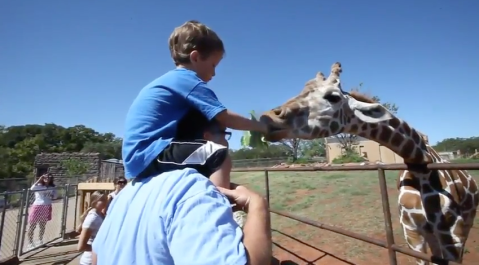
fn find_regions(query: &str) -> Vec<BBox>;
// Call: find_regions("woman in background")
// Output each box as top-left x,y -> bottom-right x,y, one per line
105,176 -> 126,214
77,191 -> 107,265
27,174 -> 57,249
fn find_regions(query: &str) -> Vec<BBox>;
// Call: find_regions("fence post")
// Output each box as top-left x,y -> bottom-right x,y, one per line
13,189 -> 27,257
377,168 -> 397,265
264,170 -> 270,207
74,186 -> 79,229
0,193 -> 8,252
18,188 -> 31,256
60,185 -> 70,239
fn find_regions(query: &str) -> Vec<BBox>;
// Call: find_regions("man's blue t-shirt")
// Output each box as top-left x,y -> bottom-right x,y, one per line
122,68 -> 227,179
92,168 -> 247,265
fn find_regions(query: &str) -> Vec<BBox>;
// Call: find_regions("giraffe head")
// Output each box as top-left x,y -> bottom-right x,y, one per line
260,62 -> 430,163
260,62 -> 394,140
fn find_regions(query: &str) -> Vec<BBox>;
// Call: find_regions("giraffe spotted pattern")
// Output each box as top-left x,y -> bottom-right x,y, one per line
397,146 -> 478,264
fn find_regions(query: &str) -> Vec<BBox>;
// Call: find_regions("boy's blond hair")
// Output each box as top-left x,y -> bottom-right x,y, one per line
168,20 -> 225,66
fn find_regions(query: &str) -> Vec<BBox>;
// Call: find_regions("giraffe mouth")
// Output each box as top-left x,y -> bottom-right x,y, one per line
264,125 -> 290,142
259,113 -> 291,142
268,124 -> 286,133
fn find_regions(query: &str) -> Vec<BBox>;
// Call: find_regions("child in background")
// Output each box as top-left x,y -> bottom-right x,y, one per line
121,20 -> 269,187
77,191 -> 107,265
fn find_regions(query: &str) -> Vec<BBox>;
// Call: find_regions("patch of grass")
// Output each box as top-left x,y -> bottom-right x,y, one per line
232,168 -> 479,262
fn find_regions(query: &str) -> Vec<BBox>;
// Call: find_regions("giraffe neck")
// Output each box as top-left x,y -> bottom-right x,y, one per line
424,145 -> 446,163
353,117 -> 433,164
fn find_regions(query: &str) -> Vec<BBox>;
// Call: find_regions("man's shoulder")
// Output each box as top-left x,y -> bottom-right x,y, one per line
128,168 -> 223,209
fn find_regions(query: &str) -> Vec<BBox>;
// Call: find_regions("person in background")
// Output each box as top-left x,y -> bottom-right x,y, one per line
27,173 -> 57,249
108,176 -> 127,201
77,191 -> 107,265
105,176 -> 127,213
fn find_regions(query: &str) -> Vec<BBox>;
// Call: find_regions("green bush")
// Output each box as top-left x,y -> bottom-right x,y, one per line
332,151 -> 366,164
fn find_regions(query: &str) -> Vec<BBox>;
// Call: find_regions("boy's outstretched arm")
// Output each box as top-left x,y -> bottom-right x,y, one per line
215,110 -> 267,133
186,83 -> 268,134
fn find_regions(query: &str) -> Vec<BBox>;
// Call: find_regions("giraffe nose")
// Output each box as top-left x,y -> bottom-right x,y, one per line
270,107 -> 286,118
260,110 -> 288,130
259,114 -> 273,124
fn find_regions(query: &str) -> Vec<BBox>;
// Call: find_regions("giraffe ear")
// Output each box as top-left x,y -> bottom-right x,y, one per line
347,98 -> 394,123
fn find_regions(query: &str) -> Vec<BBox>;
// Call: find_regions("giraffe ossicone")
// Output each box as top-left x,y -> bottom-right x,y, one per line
259,62 -> 479,264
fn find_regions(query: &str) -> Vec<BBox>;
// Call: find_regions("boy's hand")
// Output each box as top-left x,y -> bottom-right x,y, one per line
215,110 -> 268,134
256,121 -> 268,134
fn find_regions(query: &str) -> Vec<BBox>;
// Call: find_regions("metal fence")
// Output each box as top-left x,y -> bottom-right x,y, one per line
232,163 -> 479,265
0,184 -> 78,261
232,157 -> 326,168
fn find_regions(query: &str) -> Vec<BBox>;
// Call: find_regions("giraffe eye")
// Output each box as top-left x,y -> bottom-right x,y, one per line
323,94 -> 341,104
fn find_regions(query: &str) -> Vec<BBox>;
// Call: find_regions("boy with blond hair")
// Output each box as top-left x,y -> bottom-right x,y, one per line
92,20 -> 272,265
123,20 -> 267,187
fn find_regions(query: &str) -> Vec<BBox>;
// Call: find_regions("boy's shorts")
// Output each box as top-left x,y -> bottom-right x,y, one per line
136,140 -> 228,179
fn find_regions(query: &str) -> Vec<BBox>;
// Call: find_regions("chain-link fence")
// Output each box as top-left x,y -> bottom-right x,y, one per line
0,190 -> 26,260
0,184 -> 79,260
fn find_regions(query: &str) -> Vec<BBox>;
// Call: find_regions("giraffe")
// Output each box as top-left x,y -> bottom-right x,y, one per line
259,62 -> 479,264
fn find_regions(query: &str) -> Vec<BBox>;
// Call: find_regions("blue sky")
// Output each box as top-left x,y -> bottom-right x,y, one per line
1,0 -> 478,150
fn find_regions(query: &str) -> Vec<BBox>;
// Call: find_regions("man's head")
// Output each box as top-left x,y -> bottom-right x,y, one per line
169,20 -> 225,82
203,121 -> 231,148
176,108 -> 231,147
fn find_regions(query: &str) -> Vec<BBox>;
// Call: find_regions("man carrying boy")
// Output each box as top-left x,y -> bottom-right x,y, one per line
92,20 -> 272,265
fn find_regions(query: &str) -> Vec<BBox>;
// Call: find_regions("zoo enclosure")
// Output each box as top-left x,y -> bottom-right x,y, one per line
232,163 -> 479,265
0,184 -> 79,263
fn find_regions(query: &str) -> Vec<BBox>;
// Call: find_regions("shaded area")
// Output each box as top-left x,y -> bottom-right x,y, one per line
19,239 -> 81,265
272,229 -> 356,265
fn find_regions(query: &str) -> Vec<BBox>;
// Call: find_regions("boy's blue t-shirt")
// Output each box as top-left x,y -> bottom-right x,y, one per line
122,68 -> 227,179
92,168 -> 247,265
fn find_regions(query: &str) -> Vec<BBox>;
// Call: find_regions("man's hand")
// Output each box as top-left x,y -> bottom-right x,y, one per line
219,184 -> 272,265
217,184 -> 265,212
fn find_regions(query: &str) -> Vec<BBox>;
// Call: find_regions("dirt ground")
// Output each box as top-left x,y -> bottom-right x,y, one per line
232,169 -> 479,265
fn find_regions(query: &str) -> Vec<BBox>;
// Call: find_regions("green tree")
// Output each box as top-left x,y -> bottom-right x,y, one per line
300,139 -> 326,158
0,123 -> 122,180
81,139 -> 122,159
62,159 -> 89,177
433,137 -> 479,156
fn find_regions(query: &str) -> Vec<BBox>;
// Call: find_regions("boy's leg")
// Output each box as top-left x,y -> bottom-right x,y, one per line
155,140 -> 231,189
208,153 -> 232,189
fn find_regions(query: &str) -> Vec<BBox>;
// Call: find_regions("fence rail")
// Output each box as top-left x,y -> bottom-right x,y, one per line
232,162 -> 479,265
0,184 -> 78,262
